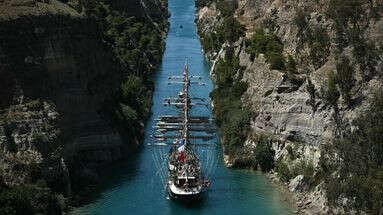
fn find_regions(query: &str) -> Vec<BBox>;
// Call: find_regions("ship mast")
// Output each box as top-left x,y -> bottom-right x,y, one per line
183,63 -> 189,147
151,61 -> 214,199
152,61 -> 215,144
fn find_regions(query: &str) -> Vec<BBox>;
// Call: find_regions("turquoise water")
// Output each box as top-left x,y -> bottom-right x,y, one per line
72,0 -> 294,214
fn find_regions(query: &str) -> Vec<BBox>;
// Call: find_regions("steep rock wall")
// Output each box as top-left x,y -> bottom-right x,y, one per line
198,0 -> 383,149
0,0 -> 168,209
197,0 -> 383,213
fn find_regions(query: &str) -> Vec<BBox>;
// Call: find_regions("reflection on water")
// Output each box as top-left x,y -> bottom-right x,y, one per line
72,0 -> 294,214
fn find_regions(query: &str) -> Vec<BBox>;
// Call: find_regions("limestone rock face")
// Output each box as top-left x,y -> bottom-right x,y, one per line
197,0 -> 383,153
197,0 -> 383,213
0,11 -> 123,174
198,0 -> 383,148
288,175 -> 307,192
0,0 -> 167,192
196,4 -> 221,61
233,0 -> 382,148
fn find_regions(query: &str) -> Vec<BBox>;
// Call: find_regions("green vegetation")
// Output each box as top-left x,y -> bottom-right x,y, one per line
83,0 -> 166,142
195,0 -> 212,8
306,79 -> 317,113
327,0 -> 365,45
32,133 -> 55,158
276,159 -> 293,182
275,158 -> 315,184
200,29 -> 224,55
200,2 -> 382,211
1,0 -> 168,214
199,0 -> 244,55
219,105 -> 251,154
222,16 -> 246,43
102,74 -> 152,143
286,145 -> 296,160
254,138 -> 275,172
0,186 -> 34,215
86,1 -> 165,75
294,8 -> 330,70
286,55 -> 297,74
294,9 -> 309,38
325,71 -> 340,108
0,184 -> 65,215
350,27 -> 380,81
216,0 -> 238,17
335,56 -> 355,107
326,0 -> 381,79
246,29 -> 285,70
200,16 -> 245,54
327,0 -> 363,32
323,56 -> 356,109
199,1 -> 250,158
210,47 -> 251,156
231,156 -> 257,169
309,26 -> 330,70
293,0 -> 381,78
292,160 -> 315,179
204,2 -> 285,168
326,0 -> 364,50
321,90 -> 383,213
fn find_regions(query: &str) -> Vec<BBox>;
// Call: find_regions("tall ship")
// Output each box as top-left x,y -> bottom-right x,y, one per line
151,62 -> 215,200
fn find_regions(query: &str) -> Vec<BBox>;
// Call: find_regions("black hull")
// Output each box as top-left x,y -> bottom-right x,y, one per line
167,186 -> 206,201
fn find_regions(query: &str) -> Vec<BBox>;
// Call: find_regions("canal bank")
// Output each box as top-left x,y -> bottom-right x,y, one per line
72,0 -> 295,214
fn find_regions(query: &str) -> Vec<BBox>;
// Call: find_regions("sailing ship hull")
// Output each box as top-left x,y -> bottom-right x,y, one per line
167,183 -> 206,201
153,63 -> 214,202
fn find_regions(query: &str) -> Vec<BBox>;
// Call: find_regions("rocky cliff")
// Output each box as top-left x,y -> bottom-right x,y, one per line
197,0 -> 382,214
0,0 -> 167,213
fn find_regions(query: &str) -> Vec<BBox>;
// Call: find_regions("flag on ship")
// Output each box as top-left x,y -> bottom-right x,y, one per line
177,140 -> 185,152
178,140 -> 185,162
180,151 -> 185,163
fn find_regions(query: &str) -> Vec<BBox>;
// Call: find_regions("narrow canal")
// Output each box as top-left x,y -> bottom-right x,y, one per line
73,0 -> 294,214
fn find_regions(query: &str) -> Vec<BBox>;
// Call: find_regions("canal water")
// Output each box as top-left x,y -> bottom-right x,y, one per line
73,0 -> 294,214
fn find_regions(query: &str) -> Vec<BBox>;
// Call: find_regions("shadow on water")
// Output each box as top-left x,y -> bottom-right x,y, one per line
168,197 -> 208,214
78,147 -> 144,204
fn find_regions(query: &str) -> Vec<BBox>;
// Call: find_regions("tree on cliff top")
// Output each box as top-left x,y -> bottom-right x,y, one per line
335,56 -> 355,107
254,139 -> 275,172
325,71 -> 340,108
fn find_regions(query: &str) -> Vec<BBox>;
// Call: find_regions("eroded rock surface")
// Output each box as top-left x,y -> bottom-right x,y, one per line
196,0 -> 383,213
0,0 -> 168,208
